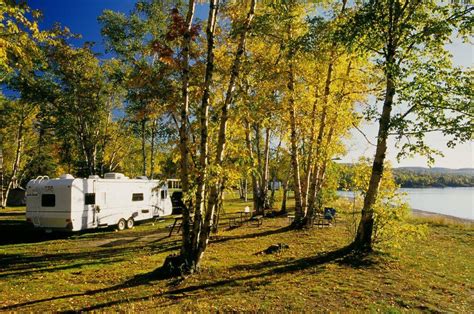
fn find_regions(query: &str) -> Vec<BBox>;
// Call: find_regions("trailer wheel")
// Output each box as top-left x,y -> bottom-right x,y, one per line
126,217 -> 134,229
117,219 -> 126,231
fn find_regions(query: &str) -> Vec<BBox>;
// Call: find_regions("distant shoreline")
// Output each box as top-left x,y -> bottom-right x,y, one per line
337,192 -> 473,222
399,185 -> 474,188
411,208 -> 473,222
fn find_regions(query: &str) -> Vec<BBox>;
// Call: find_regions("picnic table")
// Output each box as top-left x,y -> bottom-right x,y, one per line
228,211 -> 250,227
168,216 -> 182,237
287,208 -> 337,227
228,210 -> 263,228
314,208 -> 337,227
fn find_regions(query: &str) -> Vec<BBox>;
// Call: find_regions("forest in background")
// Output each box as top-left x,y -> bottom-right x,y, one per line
337,165 -> 474,188
337,164 -> 474,190
393,167 -> 474,188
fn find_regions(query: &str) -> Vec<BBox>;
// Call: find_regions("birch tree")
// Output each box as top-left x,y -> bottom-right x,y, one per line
161,0 -> 260,276
0,98 -> 37,208
344,0 -> 473,251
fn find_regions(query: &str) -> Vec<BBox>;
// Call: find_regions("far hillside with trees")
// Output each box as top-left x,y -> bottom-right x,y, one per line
393,167 -> 474,188
338,164 -> 474,189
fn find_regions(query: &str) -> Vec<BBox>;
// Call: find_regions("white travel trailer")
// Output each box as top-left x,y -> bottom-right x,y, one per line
25,173 -> 173,232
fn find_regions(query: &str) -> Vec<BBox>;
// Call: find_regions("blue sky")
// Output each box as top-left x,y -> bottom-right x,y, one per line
28,0 -> 209,54
29,0 -> 136,54
28,1 -> 473,169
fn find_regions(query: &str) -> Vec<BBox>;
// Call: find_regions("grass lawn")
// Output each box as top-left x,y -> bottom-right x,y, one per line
0,195 -> 472,312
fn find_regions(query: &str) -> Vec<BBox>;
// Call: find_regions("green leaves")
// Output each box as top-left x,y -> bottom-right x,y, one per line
345,0 -> 473,162
0,1 -> 60,81
394,62 -> 473,162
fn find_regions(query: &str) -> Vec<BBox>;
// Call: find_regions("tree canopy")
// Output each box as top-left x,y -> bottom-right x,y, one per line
0,0 -> 472,272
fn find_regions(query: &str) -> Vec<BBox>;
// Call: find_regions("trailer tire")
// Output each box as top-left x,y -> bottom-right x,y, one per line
126,217 -> 134,229
117,219 -> 126,231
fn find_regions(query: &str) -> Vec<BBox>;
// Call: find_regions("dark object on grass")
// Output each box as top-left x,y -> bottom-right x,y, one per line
259,243 -> 290,255
6,187 -> 26,206
160,254 -> 187,278
314,207 -> 337,227
265,210 -> 280,218
324,207 -> 336,222
171,191 -> 184,214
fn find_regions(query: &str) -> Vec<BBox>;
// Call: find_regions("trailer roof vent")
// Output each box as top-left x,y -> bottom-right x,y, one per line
136,176 -> 148,180
89,175 -> 100,179
104,172 -> 126,180
59,174 -> 74,179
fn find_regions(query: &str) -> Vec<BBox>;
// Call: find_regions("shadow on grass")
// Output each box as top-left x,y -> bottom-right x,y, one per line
0,259 -> 125,279
0,217 -> 113,246
0,238 -> 180,275
230,245 -> 377,273
0,227 -> 121,246
0,211 -> 24,217
0,263 -> 176,311
0,244 -> 373,311
0,225 -> 68,246
79,245 -> 372,311
99,237 -> 140,248
0,217 -> 172,246
210,226 -> 292,244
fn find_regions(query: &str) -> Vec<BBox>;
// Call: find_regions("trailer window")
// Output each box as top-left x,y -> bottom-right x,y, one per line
41,194 -> 55,207
85,193 -> 96,205
161,190 -> 167,199
132,193 -> 144,201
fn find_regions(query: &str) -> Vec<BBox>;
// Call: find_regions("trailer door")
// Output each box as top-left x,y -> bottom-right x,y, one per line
93,182 -> 107,227
26,184 -> 41,225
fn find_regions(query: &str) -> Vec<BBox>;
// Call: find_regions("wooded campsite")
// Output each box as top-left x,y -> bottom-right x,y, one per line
0,0 -> 473,311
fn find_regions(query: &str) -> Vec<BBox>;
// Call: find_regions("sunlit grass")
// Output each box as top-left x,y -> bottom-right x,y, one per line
0,194 -> 472,312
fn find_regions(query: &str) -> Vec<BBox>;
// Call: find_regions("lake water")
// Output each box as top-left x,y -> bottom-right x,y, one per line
338,187 -> 474,220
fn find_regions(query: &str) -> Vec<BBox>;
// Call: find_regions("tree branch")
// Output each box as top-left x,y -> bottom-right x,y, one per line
352,122 -> 377,146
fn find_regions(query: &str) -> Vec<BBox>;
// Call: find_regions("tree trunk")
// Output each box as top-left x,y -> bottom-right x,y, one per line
262,127 -> 270,208
301,94 -> 319,224
304,0 -> 348,227
353,49 -> 396,251
256,127 -> 271,213
269,137 -> 282,207
280,176 -> 290,214
166,0 -> 219,276
91,144 -> 97,175
270,174 -> 276,207
2,114 -> 25,208
141,119 -> 147,177
99,111 -> 112,176
306,50 -> 334,227
238,178 -> 248,201
255,124 -> 262,187
150,118 -> 156,179
313,62 -> 353,218
239,179 -> 244,199
211,176 -> 227,233
77,121 -> 89,175
313,115 -> 337,211
192,0 -> 219,270
0,144 -> 4,209
244,120 -> 260,213
250,125 -> 271,215
207,0 -> 256,223
288,60 -> 304,225
86,128 -> 98,176
244,177 -> 248,202
179,0 -> 196,266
